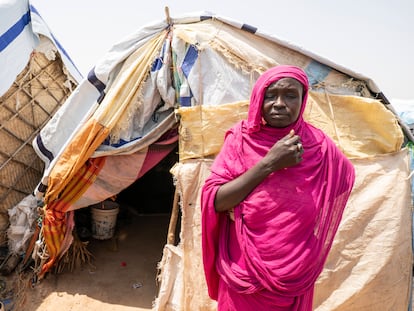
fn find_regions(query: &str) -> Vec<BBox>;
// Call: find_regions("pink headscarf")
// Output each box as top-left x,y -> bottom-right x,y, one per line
201,65 -> 355,310
247,65 -> 309,133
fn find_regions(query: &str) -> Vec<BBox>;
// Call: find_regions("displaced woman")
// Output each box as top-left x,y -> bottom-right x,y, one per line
201,65 -> 355,310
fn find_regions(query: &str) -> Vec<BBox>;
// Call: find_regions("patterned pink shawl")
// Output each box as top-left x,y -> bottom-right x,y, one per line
201,65 -> 355,310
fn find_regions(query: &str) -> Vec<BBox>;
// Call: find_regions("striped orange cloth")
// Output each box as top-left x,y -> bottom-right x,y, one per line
44,120 -> 110,205
40,157 -> 106,276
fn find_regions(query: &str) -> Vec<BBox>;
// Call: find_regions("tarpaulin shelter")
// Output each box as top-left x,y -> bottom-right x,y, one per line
0,0 -> 81,250
21,8 -> 414,311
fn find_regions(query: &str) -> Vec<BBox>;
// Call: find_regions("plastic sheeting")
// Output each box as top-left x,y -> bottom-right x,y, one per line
177,101 -> 249,161
32,13 -> 394,205
177,92 -> 404,160
7,194 -> 38,255
314,150 -> 412,310
154,160 -> 217,311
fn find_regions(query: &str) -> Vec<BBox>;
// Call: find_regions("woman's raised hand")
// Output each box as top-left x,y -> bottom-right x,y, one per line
262,129 -> 304,171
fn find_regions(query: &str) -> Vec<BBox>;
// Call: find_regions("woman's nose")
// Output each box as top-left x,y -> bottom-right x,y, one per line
273,97 -> 285,107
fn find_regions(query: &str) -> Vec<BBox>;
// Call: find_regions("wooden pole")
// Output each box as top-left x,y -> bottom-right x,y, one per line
167,188 -> 180,244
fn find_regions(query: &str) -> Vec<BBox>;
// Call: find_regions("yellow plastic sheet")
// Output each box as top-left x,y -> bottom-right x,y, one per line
305,92 -> 404,158
178,91 -> 404,160
178,101 -> 249,161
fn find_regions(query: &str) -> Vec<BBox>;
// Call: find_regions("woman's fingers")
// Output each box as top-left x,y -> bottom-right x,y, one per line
297,142 -> 304,154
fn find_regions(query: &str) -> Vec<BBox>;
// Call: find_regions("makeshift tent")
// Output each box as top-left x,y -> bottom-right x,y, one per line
20,8 -> 414,311
0,0 -> 81,253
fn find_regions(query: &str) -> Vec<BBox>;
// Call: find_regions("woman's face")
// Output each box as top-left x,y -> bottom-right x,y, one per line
261,78 -> 304,128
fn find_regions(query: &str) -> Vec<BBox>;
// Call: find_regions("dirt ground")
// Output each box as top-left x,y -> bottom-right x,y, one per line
15,211 -> 171,311
0,203 -> 412,310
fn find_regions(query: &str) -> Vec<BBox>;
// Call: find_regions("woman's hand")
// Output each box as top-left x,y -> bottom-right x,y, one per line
214,129 -> 304,213
262,129 -> 304,172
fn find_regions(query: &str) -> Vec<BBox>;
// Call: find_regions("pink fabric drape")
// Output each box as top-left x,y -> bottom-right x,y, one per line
201,65 -> 355,310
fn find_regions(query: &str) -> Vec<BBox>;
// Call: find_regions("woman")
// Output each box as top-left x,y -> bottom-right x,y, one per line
201,65 -> 355,310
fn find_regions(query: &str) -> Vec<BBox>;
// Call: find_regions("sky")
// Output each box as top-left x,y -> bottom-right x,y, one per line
31,0 -> 414,101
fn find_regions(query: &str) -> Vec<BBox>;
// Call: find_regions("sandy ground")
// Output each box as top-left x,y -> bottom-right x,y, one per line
16,212 -> 171,311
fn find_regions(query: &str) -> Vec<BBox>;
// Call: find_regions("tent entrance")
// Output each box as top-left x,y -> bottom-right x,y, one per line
65,147 -> 180,309
117,146 -> 178,215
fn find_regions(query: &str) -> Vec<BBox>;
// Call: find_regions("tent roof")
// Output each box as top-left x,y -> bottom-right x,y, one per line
32,10 -> 412,205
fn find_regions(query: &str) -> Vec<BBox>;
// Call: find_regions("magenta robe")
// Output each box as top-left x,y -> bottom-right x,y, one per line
201,65 -> 355,310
